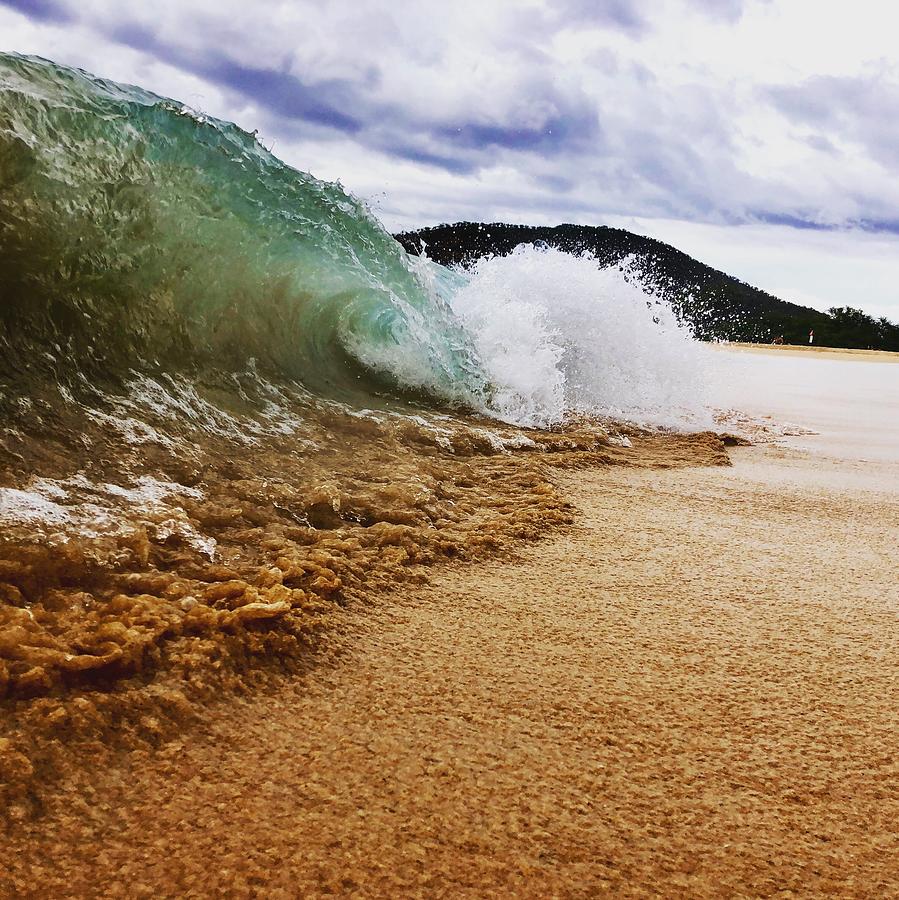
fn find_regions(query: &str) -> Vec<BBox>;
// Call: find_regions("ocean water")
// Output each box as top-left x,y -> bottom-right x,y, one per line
0,53 -> 724,714
0,53 -> 710,435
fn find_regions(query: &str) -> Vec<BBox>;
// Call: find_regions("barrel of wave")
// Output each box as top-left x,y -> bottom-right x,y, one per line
0,52 -> 486,407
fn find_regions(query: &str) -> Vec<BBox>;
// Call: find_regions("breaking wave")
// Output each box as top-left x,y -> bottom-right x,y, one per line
0,52 -> 709,431
446,246 -> 709,427
0,54 -> 730,801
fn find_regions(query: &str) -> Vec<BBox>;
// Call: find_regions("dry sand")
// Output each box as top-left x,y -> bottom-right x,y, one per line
720,342 -> 899,363
3,353 -> 899,897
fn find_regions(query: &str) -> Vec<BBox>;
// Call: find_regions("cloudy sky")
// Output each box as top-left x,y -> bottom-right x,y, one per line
3,0 -> 899,319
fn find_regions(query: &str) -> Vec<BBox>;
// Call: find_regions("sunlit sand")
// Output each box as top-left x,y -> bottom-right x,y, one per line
4,348 -> 896,897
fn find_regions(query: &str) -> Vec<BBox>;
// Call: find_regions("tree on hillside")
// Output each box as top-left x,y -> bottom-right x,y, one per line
826,307 -> 899,350
876,316 -> 899,352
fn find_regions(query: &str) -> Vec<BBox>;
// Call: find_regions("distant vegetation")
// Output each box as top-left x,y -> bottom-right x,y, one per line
395,222 -> 899,351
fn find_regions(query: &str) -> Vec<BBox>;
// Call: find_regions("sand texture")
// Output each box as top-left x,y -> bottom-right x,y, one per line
2,437 -> 897,898
0,424 -> 729,809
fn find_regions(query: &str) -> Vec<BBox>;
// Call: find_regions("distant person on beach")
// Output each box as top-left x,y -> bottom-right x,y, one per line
809,329 -> 814,345
773,335 -> 784,345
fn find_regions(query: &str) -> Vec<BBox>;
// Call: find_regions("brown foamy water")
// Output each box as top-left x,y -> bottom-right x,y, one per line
2,348 -> 896,897
0,386 -> 729,810
3,410 -> 897,896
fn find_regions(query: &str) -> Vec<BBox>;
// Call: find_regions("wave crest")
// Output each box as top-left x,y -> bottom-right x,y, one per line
449,246 -> 711,427
1,53 -> 710,431
0,53 -> 485,409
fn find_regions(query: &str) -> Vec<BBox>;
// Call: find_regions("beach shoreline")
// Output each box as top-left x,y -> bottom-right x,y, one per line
718,341 -> 899,362
0,425 -> 730,813
2,348 -> 897,896
3,438 -> 896,897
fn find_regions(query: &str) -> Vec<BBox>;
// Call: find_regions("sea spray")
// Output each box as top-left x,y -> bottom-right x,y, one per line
448,247 -> 712,428
0,52 -> 711,432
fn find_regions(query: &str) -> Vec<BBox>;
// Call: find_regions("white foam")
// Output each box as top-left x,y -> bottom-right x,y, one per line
0,487 -> 72,526
448,246 -> 713,429
0,474 -> 215,557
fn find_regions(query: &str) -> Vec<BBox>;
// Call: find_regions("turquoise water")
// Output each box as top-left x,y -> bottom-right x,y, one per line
0,52 -> 487,408
0,53 -> 709,432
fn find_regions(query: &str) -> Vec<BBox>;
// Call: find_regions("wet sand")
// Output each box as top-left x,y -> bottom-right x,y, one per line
713,342 -> 899,465
4,353 -> 899,897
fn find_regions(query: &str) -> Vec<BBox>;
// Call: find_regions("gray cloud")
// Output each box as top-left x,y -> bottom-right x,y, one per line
767,74 -> 899,171
544,0 -> 763,35
0,0 -> 604,179
0,0 -> 70,23
2,0 -> 899,238
108,21 -> 367,133
804,134 -> 837,154
687,0 -> 756,23
548,0 -> 649,36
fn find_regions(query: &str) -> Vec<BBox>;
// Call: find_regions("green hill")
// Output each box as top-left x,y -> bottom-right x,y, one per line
395,222 -> 899,350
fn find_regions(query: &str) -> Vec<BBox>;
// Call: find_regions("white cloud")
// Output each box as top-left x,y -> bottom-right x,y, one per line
3,0 -> 899,319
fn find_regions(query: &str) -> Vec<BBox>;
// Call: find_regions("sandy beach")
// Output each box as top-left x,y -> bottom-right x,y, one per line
3,348 -> 898,897
6,18 -> 899,900
724,343 -> 899,363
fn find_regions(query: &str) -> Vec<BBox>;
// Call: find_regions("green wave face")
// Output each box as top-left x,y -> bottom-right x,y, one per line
0,53 -> 487,407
